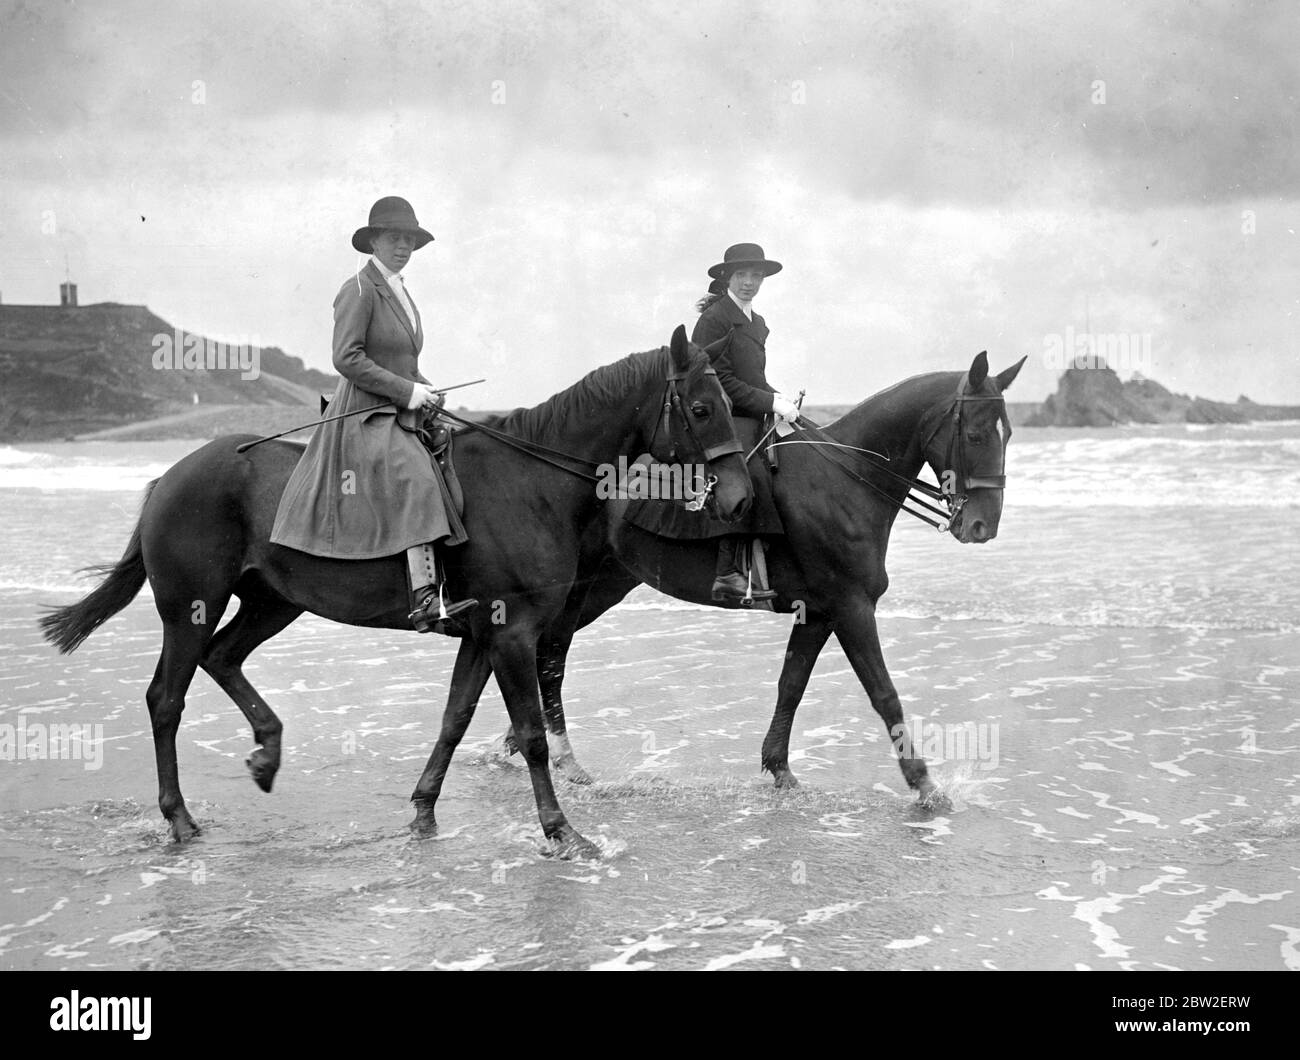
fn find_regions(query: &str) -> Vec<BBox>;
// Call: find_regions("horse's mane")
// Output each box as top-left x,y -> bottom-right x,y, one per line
826,371 -> 963,430
482,345 -> 705,447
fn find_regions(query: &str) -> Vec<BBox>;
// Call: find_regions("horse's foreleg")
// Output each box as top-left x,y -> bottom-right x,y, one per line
490,630 -> 597,858
199,593 -> 301,794
834,603 -> 939,803
760,614 -> 834,789
409,637 -> 493,837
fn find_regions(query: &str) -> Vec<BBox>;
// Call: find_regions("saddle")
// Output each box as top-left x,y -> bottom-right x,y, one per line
405,416 -> 467,525
622,414 -> 785,540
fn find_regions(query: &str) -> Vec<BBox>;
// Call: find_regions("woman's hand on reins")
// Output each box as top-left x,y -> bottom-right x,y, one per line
772,393 -> 801,421
407,383 -> 443,411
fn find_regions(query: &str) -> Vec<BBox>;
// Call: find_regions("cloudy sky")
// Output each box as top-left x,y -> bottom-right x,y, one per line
2,0 -> 1297,405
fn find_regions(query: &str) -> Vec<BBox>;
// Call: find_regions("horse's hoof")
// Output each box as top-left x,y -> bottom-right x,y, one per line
546,827 -> 600,860
555,757 -> 594,785
917,780 -> 950,812
169,815 -> 201,843
246,748 -> 278,793
772,767 -> 800,790
409,806 -> 438,838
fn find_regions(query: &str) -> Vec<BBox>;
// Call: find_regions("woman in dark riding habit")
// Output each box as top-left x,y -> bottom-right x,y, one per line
270,196 -> 476,632
693,243 -> 800,601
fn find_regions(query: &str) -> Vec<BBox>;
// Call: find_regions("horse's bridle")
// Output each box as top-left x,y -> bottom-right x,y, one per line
780,381 -> 1009,532
650,362 -> 745,512
918,381 -> 1011,528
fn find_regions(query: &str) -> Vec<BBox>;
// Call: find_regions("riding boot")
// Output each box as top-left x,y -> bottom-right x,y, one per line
711,536 -> 776,603
407,543 -> 478,635
711,537 -> 747,601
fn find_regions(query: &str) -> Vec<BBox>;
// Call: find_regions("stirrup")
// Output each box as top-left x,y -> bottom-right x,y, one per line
710,572 -> 776,605
428,599 -> 478,637
710,537 -> 777,606
744,562 -> 777,604
751,545 -> 776,604
410,586 -> 478,633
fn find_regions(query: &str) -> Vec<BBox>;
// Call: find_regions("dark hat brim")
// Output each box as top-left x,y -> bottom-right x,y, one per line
708,258 -> 783,280
352,225 -> 435,253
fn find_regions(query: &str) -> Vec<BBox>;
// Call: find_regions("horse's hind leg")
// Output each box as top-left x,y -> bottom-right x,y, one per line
538,629 -> 593,784
199,590 -> 302,794
503,555 -> 635,779
502,630 -> 589,781
147,621 -> 213,842
761,613 -> 834,789
409,637 -> 493,837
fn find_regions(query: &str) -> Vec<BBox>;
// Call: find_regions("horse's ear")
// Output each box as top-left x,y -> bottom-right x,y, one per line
670,324 -> 690,371
995,355 -> 1028,392
966,350 -> 989,391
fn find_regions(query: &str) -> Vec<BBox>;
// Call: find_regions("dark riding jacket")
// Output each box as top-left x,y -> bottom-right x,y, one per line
627,290 -> 782,537
691,293 -> 776,417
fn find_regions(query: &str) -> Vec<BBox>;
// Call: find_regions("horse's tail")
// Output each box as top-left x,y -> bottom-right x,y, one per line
38,479 -> 158,654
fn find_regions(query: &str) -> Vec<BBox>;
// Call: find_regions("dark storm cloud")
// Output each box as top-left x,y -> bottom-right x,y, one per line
2,0 -> 1295,407
3,0 -> 1295,206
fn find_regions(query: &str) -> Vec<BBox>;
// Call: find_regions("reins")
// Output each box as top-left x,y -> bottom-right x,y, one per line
436,355 -> 743,488
777,420 -> 953,530
234,379 -> 484,453
770,386 -> 1010,532
432,405 -> 604,482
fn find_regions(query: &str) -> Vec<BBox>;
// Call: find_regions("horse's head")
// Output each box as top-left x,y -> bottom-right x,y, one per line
921,350 -> 1026,544
650,325 -> 753,523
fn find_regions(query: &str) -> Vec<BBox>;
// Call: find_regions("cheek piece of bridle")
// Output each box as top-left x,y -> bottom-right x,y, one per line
918,381 -> 1011,529
781,378 -> 1009,533
651,364 -> 745,512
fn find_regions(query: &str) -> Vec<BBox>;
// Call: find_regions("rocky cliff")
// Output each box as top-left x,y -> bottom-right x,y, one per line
1024,364 -> 1300,427
0,302 -> 334,441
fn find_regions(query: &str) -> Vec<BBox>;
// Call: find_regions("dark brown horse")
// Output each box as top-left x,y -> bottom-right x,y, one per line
39,327 -> 752,857
416,351 -> 1026,814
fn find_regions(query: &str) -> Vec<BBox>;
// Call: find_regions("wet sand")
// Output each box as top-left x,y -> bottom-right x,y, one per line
3,430 -> 1298,969
2,586 -> 1297,970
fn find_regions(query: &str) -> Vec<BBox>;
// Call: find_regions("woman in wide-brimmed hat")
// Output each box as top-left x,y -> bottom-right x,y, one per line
693,243 -> 801,602
270,195 -> 476,632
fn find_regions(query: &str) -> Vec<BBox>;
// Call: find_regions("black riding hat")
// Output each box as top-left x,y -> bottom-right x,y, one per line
352,196 -> 435,253
707,243 -> 783,280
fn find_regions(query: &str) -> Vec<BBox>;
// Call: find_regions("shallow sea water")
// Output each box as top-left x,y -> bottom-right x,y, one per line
1,427 -> 1297,970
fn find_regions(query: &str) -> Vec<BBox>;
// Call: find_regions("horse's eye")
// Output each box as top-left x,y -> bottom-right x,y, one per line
965,430 -> 984,445
691,403 -> 710,419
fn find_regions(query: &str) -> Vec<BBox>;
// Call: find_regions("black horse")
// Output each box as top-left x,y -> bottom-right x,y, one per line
40,327 -> 752,857
415,351 -> 1026,815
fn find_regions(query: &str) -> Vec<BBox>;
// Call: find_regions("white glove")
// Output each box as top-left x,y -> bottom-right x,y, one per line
406,383 -> 441,410
771,393 -> 801,421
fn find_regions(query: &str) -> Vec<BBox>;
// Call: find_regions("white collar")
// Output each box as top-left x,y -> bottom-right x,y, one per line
370,254 -> 403,284
727,288 -> 753,319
